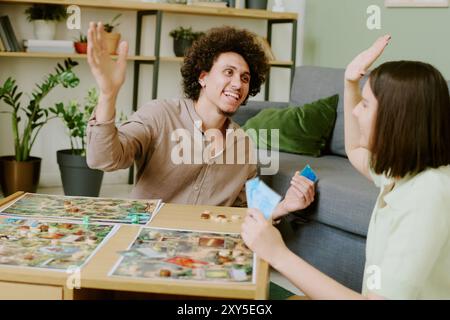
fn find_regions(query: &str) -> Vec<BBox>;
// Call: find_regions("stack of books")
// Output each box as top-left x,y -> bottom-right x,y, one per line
24,40 -> 75,54
0,15 -> 22,52
189,1 -> 228,7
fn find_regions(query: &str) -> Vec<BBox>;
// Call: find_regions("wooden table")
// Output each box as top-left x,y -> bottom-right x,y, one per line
0,192 -> 269,300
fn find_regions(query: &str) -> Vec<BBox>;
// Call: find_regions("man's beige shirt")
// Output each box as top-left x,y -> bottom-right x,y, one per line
86,98 -> 256,206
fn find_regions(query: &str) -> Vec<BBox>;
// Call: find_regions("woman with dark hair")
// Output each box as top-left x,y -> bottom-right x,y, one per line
242,36 -> 450,299
85,22 -> 314,214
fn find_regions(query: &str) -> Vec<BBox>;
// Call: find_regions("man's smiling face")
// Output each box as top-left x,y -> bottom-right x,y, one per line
198,52 -> 251,117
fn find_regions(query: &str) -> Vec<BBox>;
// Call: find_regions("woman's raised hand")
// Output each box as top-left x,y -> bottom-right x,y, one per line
87,22 -> 129,98
345,35 -> 391,82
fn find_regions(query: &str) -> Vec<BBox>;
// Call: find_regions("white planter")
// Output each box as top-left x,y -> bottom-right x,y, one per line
33,20 -> 57,40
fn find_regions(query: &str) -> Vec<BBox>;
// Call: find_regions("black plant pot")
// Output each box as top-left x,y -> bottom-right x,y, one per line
173,38 -> 193,57
57,149 -> 103,197
246,0 -> 267,9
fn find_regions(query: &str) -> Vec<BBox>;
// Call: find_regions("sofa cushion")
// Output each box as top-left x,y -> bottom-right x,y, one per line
232,100 -> 289,126
259,151 -> 378,237
242,94 -> 339,156
290,66 -> 368,157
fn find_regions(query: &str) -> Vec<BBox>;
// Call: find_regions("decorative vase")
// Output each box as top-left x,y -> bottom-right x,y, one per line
0,156 -> 41,197
74,42 -> 87,54
173,38 -> 193,57
57,150 -> 104,197
33,20 -> 57,40
103,32 -> 121,55
245,0 -> 268,10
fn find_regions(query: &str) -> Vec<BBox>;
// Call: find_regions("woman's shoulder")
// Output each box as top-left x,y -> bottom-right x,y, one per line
407,165 -> 450,214
410,165 -> 450,194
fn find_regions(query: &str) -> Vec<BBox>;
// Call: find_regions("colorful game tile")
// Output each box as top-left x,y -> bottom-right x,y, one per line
0,193 -> 162,225
109,227 -> 255,283
0,216 -> 117,271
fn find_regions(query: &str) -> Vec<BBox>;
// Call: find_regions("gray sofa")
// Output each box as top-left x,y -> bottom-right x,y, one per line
232,66 -> 379,292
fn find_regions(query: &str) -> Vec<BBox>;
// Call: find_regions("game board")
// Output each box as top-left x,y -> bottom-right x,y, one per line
110,227 -> 255,283
0,216 -> 118,271
0,193 -> 162,225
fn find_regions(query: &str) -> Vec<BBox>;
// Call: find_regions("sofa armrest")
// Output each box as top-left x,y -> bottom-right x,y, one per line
232,100 -> 290,126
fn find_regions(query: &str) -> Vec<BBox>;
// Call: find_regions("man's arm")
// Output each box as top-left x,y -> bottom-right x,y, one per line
272,173 -> 315,221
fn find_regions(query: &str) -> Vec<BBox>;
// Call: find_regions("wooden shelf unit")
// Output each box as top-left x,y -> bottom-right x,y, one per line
0,51 -> 156,61
0,52 -> 292,66
3,0 -> 297,20
1,0 -> 298,184
1,0 -> 298,101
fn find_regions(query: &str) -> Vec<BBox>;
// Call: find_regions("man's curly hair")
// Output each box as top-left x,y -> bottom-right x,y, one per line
181,26 -> 270,104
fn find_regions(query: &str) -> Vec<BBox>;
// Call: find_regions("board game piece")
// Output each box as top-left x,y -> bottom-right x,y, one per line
131,214 -> 140,224
231,214 -> 241,221
200,212 -> 210,220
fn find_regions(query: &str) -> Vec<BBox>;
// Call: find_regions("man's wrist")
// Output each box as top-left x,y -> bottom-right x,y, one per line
272,201 -> 288,221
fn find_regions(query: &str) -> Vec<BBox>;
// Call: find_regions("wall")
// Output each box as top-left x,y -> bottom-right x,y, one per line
0,0 -> 305,187
303,0 -> 450,78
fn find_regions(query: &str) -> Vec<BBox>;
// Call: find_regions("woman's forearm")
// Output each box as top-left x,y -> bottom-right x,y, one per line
344,80 -> 363,153
272,247 -> 366,300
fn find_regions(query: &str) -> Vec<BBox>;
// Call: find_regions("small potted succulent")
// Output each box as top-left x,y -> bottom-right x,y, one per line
25,4 -> 68,40
169,26 -> 204,57
74,32 -> 87,54
102,13 -> 122,55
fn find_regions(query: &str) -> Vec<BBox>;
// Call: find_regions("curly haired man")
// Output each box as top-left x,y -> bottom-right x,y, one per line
86,24 -> 314,215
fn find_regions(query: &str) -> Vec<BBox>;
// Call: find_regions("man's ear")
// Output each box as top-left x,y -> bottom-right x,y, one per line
198,71 -> 208,87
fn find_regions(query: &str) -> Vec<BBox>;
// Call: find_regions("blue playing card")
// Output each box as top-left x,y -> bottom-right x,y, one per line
245,177 -> 282,220
299,164 -> 318,183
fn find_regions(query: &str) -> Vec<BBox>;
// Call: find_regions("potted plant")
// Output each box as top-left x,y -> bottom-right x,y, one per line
74,32 -> 87,54
0,59 -> 79,197
102,13 -> 122,55
25,4 -> 68,40
169,27 -> 204,57
50,88 -> 104,197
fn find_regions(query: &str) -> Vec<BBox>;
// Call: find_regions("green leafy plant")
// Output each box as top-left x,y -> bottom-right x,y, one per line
50,88 -> 128,156
103,13 -> 122,33
75,32 -> 87,43
169,26 -> 204,41
0,59 -> 79,161
25,4 -> 68,22
50,88 -> 98,156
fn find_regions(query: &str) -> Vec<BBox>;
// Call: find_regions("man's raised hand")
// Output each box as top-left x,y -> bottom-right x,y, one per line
87,21 -> 129,98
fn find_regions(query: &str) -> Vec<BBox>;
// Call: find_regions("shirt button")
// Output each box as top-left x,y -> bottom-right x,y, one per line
194,186 -> 199,191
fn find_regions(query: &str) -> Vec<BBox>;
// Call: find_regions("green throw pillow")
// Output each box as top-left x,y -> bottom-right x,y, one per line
242,94 -> 339,157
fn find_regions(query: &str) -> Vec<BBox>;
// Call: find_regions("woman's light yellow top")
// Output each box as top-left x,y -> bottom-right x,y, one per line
362,165 -> 450,299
